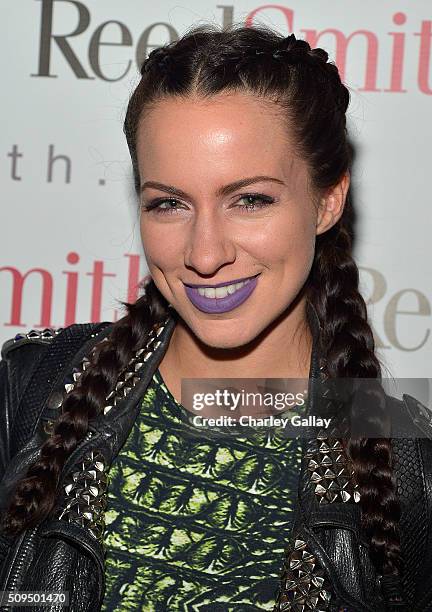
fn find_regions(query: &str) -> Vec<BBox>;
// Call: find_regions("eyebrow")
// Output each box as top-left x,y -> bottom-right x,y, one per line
140,175 -> 286,199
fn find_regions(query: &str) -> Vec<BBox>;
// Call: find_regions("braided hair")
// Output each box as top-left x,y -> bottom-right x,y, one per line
1,22 -> 403,606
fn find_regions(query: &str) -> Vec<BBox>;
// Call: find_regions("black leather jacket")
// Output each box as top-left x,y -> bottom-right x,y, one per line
0,312 -> 432,612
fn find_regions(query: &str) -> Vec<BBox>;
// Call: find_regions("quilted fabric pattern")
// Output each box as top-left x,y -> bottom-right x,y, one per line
392,437 -> 427,605
101,370 -> 303,611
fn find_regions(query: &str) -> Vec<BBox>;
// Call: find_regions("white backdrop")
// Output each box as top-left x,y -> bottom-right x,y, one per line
1,1 -> 431,385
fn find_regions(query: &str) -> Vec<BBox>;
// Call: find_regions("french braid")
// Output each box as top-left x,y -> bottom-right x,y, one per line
1,281 -> 169,534
307,206 -> 403,603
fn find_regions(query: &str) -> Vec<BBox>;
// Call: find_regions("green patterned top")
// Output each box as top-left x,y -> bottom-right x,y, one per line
101,369 -> 303,612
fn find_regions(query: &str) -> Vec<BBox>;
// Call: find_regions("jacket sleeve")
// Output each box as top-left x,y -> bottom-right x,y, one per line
0,338 -> 49,484
0,358 -> 11,484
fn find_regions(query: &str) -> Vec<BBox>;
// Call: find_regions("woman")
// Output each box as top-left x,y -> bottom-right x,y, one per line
0,22 -> 431,612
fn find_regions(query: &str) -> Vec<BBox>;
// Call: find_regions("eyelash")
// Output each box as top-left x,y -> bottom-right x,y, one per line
142,193 -> 276,215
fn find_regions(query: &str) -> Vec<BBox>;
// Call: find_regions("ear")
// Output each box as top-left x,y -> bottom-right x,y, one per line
316,171 -> 350,236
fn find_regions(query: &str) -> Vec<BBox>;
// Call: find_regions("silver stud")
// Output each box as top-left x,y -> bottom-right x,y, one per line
274,538 -> 333,610
58,317 -> 171,421
13,327 -> 64,343
305,427 -> 360,504
100,320 -> 169,415
57,449 -> 109,545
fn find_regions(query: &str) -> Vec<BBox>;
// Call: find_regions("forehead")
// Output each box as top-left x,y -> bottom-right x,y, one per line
136,92 -> 307,189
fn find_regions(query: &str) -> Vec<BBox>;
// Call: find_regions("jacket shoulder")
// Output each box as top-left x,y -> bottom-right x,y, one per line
1,328 -> 63,361
1,322 -> 113,361
0,322 -> 114,473
401,392 -> 432,438
0,322 -> 114,423
385,391 -> 432,438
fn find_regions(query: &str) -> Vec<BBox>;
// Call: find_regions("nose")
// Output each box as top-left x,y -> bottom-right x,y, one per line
184,207 -> 236,275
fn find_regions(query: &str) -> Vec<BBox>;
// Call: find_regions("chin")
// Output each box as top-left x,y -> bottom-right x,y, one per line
191,318 -> 260,350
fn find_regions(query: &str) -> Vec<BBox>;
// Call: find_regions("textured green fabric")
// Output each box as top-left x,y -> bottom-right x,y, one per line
101,369 -> 302,612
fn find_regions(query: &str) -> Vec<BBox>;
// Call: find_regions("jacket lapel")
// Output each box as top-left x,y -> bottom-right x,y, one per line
274,305 -> 384,610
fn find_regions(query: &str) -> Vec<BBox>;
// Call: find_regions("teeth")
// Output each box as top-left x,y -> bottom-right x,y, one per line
203,287 -> 216,298
215,286 -> 226,298
197,277 -> 252,299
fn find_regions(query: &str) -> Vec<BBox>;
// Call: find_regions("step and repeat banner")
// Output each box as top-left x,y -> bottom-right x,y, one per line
1,1 -> 431,383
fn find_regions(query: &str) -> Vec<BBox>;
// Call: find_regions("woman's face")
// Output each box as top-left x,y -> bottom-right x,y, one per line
137,92 -> 341,349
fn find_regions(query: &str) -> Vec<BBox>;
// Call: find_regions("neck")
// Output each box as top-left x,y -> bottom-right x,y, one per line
158,297 -> 315,404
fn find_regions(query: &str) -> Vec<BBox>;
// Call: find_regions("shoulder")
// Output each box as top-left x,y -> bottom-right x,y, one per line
385,391 -> 432,438
0,322 -> 115,457
0,329 -> 57,379
1,322 -> 113,360
1,328 -> 62,358
1,322 -> 114,398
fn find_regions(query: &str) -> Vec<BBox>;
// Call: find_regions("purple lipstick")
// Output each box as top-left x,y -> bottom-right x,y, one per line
183,274 -> 260,314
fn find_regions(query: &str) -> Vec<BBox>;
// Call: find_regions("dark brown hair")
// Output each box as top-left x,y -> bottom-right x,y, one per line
1,22 -> 403,605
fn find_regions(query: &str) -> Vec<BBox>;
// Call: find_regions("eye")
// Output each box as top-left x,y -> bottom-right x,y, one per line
141,198 -> 184,215
236,194 -> 275,212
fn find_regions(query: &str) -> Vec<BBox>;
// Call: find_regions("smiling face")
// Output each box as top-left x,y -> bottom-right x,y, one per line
137,91 -> 344,350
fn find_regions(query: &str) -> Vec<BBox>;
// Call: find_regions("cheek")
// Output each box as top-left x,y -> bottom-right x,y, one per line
140,219 -> 184,268
249,212 -> 315,262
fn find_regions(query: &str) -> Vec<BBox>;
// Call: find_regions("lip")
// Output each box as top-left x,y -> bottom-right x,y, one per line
183,273 -> 260,289
183,274 -> 260,314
